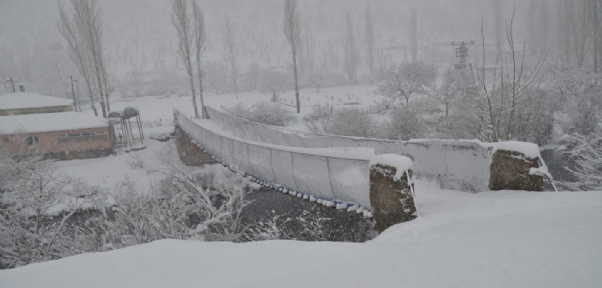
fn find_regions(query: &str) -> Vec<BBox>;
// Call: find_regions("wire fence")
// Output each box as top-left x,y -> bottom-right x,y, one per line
174,109 -> 372,209
206,106 -> 492,192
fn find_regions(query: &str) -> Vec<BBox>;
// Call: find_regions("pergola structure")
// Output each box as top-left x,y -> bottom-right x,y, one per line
108,107 -> 144,148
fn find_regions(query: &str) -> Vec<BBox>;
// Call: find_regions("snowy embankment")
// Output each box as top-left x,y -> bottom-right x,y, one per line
2,184 -> 601,288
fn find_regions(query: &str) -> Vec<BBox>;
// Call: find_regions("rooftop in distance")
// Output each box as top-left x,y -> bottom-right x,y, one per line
0,112 -> 109,134
0,92 -> 73,110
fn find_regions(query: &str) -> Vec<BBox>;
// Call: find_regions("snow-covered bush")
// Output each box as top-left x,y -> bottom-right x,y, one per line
108,152 -> 251,244
562,133 -> 602,190
227,102 -> 295,127
0,158 -> 95,269
242,212 -> 329,242
322,107 -> 378,138
303,106 -> 379,138
303,104 -> 332,133
381,106 -> 427,141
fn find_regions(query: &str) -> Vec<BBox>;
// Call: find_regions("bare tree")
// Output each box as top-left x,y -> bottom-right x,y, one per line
409,8 -> 418,62
71,0 -> 109,117
57,0 -> 108,117
465,11 -> 547,142
343,12 -> 359,83
57,1 -> 98,116
589,0 -> 601,73
224,16 -> 238,100
378,61 -> 438,107
192,0 -> 207,118
436,70 -> 460,117
365,6 -> 375,72
304,28 -> 315,72
283,0 -> 301,114
171,0 -> 199,119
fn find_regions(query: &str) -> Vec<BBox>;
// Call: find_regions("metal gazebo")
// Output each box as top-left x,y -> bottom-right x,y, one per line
108,107 -> 144,148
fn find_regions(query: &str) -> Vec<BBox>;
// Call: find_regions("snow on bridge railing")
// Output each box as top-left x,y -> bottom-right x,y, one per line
174,109 -> 375,212
206,106 -> 552,192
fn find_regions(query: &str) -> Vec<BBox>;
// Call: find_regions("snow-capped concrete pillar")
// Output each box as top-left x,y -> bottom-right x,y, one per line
175,127 -> 217,167
369,154 -> 416,233
489,149 -> 544,191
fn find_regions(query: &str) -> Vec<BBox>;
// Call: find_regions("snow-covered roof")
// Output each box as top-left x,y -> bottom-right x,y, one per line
0,112 -> 109,134
0,92 -> 73,110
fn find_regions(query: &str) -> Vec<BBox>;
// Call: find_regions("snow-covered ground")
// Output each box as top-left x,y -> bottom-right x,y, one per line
2,183 -> 601,288
101,85 -> 383,130
59,85 -> 382,190
4,87 -> 602,287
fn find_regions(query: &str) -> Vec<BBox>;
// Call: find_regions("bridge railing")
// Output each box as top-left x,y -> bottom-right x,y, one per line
174,109 -> 373,208
206,106 -> 491,192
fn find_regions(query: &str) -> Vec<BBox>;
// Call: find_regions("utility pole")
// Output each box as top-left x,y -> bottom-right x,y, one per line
70,75 -> 78,112
450,41 -> 475,70
5,78 -> 18,93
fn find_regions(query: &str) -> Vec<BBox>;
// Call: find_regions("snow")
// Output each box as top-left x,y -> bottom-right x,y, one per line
334,166 -> 366,186
0,112 -> 108,134
0,92 -> 73,110
194,118 -> 375,161
485,141 -> 542,159
53,126 -> 230,195
370,154 -> 413,179
2,184 -> 601,288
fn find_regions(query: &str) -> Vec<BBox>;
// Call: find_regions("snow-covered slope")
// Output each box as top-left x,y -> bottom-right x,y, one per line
2,184 -> 601,288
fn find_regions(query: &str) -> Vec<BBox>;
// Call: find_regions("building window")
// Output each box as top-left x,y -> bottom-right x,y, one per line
58,131 -> 106,139
26,136 -> 40,146
57,131 -> 107,143
3,138 -> 8,143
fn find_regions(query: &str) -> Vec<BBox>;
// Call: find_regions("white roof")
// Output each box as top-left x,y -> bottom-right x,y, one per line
0,92 -> 73,110
0,112 -> 109,134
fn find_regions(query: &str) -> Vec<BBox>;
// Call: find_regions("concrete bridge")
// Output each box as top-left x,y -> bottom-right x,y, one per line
174,108 -> 549,230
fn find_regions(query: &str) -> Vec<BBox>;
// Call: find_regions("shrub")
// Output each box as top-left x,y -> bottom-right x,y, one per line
228,102 -> 295,127
381,106 -> 426,141
323,108 -> 378,138
303,104 -> 332,133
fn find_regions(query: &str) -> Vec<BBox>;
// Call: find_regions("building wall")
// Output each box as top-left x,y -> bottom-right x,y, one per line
0,105 -> 74,116
1,127 -> 113,157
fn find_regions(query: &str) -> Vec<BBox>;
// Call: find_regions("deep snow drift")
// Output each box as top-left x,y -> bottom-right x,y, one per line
2,183 -> 601,288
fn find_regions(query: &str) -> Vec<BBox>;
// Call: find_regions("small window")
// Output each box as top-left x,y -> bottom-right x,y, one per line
26,136 -> 40,146
3,137 -> 8,143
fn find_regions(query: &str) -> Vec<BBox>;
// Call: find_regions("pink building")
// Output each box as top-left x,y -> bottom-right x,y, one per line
0,112 -> 113,160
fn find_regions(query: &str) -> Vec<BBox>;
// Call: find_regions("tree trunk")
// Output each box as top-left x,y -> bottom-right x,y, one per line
187,56 -> 199,119
293,50 -> 300,114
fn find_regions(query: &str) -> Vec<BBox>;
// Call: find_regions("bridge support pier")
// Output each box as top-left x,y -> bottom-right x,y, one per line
489,150 -> 544,191
370,156 -> 416,233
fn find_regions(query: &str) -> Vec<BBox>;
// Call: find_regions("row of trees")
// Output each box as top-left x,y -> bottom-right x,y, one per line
168,0 -> 378,116
57,0 -> 110,117
170,0 -> 206,119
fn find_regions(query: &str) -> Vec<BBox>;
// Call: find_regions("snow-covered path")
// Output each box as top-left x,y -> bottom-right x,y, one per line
2,186 -> 601,288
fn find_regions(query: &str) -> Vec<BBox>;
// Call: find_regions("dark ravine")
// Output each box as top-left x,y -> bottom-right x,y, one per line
242,187 -> 375,242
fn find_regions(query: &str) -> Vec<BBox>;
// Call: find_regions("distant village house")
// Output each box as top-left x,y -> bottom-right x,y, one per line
0,92 -> 113,160
0,92 -> 74,116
